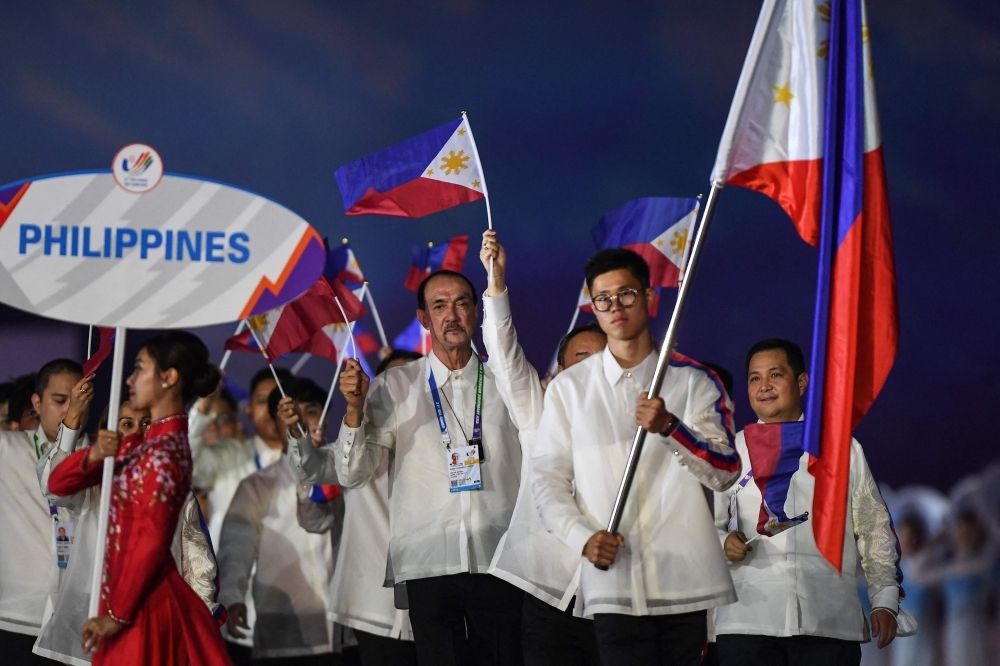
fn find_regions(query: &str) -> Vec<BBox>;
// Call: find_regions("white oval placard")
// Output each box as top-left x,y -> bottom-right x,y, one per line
0,171 -> 325,329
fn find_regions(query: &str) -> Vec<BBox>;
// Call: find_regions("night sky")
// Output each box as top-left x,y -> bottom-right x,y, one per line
1,1 -> 997,492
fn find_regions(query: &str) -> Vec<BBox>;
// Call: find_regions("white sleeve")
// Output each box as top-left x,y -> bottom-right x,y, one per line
531,382 -> 598,556
654,368 -> 741,492
38,423 -> 88,511
216,478 -> 261,610
287,431 -> 341,485
334,374 -> 395,489
851,439 -> 901,614
481,289 -> 545,451
187,405 -> 212,461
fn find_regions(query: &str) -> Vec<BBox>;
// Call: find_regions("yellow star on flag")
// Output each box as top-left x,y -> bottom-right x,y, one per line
426,169 -> 434,176
457,128 -> 466,136
471,179 -> 481,189
773,81 -> 795,108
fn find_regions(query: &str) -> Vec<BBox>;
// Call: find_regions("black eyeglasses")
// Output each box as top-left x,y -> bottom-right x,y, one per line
591,288 -> 640,312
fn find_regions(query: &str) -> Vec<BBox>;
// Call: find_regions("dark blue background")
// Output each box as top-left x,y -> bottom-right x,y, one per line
1,1 -> 997,490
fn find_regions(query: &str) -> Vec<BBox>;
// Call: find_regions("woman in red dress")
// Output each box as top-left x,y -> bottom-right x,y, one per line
48,331 -> 232,665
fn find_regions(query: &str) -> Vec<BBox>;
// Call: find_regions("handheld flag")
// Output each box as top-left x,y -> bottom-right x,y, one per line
225,277 -> 362,360
403,235 -> 469,293
576,280 -> 594,314
308,484 -> 342,503
393,316 -> 431,354
711,0 -> 897,571
83,326 -> 115,377
324,239 -> 366,293
591,197 -> 700,288
743,421 -> 810,537
335,117 -> 485,218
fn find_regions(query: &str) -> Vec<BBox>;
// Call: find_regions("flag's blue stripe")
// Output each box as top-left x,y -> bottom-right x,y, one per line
409,239 -> 454,273
334,118 -> 463,211
591,197 -> 700,250
804,0 -> 865,458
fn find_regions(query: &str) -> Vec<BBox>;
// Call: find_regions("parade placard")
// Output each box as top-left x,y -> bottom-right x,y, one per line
0,149 -> 325,329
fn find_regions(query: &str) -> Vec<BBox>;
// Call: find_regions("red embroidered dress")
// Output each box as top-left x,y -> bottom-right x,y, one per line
49,414 -> 231,666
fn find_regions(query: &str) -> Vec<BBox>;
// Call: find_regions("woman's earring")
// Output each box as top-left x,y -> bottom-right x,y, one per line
161,382 -> 168,388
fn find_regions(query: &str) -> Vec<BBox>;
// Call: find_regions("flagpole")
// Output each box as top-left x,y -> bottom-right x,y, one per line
596,181 -> 723,570
88,326 -> 127,617
364,285 -> 390,350
245,320 -> 286,397
318,315 -> 359,428
219,320 -> 246,372
319,355 -> 346,429
87,325 -> 93,360
291,353 -> 312,376
462,111 -> 495,285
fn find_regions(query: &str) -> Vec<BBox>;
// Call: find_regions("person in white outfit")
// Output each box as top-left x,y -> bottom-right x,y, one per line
326,268 -> 527,666
189,366 -> 291,662
218,377 -> 338,664
713,338 -> 901,666
0,359 -> 83,665
532,248 -> 741,666
479,230 -> 605,666
287,350 -> 420,666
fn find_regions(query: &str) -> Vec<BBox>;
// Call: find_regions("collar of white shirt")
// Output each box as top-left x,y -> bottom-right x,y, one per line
254,435 -> 283,468
427,348 -> 480,390
601,346 -> 657,387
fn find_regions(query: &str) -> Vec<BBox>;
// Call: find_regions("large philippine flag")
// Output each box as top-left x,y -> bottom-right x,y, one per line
335,117 -> 486,218
712,0 -> 898,571
591,197 -> 700,288
743,422 -> 810,537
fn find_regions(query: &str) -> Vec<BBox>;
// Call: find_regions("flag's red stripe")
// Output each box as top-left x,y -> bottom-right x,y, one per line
727,159 -> 823,247
623,243 -> 681,288
810,147 -> 898,572
346,179 -> 485,219
0,183 -> 30,231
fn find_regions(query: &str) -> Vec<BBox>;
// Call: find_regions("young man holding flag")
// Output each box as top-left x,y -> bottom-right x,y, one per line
531,248 -> 740,666
713,339 -> 901,666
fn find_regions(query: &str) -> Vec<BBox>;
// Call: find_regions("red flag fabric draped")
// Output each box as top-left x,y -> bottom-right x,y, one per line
711,0 -> 898,571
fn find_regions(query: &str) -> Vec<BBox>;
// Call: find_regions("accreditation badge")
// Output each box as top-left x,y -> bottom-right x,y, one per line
55,520 -> 75,569
447,444 -> 482,492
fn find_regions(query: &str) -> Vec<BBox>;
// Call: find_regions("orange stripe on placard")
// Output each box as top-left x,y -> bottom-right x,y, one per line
238,226 -> 321,320
0,183 -> 31,231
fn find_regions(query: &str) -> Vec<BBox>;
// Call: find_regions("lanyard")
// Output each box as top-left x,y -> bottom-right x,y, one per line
254,452 -> 262,470
734,470 -> 754,493
428,358 -> 484,448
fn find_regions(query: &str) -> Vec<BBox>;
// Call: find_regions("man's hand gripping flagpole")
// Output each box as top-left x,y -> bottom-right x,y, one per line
595,184 -> 722,570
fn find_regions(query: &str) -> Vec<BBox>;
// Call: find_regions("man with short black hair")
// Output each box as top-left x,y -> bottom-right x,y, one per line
323,267 -> 526,666
556,322 -> 606,373
5,374 -> 38,432
0,359 -> 83,663
713,338 -> 901,666
532,248 -> 740,666
189,366 -> 292,662
218,377 -> 340,663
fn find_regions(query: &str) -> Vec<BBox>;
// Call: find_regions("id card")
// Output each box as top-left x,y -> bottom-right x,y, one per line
447,444 -> 482,492
55,520 -> 75,569
727,493 -> 739,533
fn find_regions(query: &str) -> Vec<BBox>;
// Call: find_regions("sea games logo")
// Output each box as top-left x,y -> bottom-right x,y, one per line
112,143 -> 164,193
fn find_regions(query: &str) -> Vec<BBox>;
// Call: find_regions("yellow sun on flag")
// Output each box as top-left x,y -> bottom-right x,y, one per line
332,322 -> 347,333
248,313 -> 269,334
669,229 -> 689,256
440,150 -> 470,175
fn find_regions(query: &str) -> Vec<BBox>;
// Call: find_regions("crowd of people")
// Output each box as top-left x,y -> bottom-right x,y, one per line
0,231 -> 983,666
